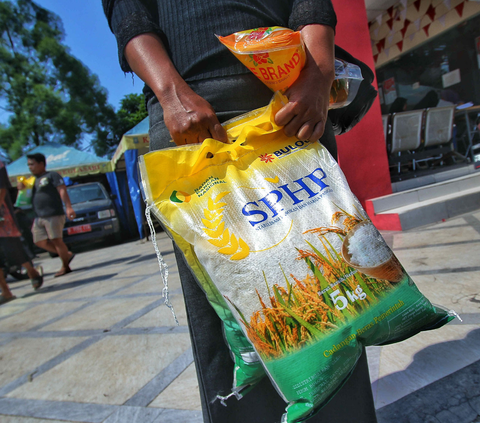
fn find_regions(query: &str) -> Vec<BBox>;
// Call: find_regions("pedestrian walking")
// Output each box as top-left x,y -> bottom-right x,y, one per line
18,153 -> 76,277
104,1 -> 377,422
0,160 -> 43,304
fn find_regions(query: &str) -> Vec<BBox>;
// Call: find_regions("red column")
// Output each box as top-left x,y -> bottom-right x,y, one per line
332,0 -> 400,229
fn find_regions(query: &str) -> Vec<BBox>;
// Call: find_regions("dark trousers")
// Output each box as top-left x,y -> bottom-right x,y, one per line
148,73 -> 377,423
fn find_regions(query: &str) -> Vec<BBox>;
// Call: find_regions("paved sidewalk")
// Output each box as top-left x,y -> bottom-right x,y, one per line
372,211 -> 480,423
0,210 -> 479,423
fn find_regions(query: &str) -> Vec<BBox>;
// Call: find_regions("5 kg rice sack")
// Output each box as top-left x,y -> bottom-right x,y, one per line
140,93 -> 457,423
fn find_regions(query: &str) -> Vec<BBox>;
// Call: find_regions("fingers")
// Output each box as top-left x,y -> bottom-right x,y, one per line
310,121 -> 326,142
297,121 -> 315,141
209,122 -> 228,143
276,103 -> 327,141
170,123 -> 209,146
171,135 -> 188,146
172,124 -> 227,146
197,127 -> 213,144
282,114 -> 305,138
167,111 -> 228,146
275,102 -> 297,127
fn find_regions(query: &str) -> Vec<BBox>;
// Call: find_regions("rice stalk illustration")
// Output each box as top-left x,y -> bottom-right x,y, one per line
202,191 -> 250,260
226,205 -> 394,360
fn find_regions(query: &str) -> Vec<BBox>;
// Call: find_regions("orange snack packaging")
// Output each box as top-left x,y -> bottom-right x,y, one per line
217,27 -> 364,109
217,27 -> 306,94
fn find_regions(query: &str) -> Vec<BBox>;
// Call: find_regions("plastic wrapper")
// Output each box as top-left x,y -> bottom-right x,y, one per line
217,26 -> 363,109
140,93 -> 457,423
15,176 -> 35,208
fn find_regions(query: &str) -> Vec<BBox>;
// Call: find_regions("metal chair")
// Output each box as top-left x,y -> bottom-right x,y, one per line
389,109 -> 424,173
424,106 -> 456,147
382,114 -> 390,151
422,105 -> 465,165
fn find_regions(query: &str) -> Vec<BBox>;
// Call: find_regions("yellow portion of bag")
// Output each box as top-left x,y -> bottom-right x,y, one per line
15,175 -> 35,208
140,92 -> 288,206
17,175 -> 35,189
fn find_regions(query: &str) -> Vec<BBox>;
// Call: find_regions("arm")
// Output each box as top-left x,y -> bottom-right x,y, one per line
104,0 -> 226,145
57,185 -> 76,220
124,33 -> 228,145
275,24 -> 335,141
0,166 -> 9,206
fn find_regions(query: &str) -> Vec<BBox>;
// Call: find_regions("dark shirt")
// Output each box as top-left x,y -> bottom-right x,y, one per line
32,171 -> 65,218
0,162 -> 14,218
0,161 -> 21,237
103,0 -> 337,100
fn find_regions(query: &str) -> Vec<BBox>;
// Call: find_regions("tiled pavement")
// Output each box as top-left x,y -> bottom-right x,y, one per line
0,210 -> 479,423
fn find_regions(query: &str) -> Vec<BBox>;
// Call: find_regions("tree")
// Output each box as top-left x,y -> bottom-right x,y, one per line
0,0 -> 117,159
112,93 -> 148,145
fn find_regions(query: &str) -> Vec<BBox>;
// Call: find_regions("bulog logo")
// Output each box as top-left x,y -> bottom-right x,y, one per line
170,190 -> 191,203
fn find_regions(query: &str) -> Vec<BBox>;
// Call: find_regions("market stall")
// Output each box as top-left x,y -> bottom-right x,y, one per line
6,143 -> 135,238
6,143 -> 113,182
109,117 -> 149,239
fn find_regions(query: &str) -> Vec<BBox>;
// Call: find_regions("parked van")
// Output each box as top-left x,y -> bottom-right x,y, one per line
64,182 -> 121,246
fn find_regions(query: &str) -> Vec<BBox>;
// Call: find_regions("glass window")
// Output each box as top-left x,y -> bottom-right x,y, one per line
67,184 -> 107,204
376,13 -> 480,115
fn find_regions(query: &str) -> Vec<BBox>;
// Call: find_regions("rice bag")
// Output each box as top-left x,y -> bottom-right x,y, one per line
140,93 -> 456,423
15,176 -> 35,208
217,26 -> 363,109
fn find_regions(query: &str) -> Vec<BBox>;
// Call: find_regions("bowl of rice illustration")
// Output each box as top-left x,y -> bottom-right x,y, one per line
341,221 -> 405,282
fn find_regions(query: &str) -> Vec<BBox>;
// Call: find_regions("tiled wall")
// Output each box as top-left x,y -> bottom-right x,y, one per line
369,0 -> 480,68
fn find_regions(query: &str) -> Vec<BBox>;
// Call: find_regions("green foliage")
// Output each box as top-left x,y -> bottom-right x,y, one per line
0,0 -> 118,159
112,93 -> 148,144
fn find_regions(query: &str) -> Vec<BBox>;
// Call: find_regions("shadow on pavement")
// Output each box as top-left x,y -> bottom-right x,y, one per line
376,328 -> 480,422
22,273 -> 118,297
71,256 -> 141,274
127,250 -> 174,264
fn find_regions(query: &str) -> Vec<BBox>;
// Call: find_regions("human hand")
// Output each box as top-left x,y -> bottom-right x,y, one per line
123,33 -> 228,146
161,87 -> 228,146
66,207 -> 76,220
17,181 -> 25,190
275,64 -> 334,141
275,23 -> 335,142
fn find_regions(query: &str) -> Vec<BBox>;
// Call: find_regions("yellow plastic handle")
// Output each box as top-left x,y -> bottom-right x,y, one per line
211,91 -> 287,158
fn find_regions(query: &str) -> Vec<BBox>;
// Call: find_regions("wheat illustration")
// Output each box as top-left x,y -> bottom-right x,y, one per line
202,191 -> 250,260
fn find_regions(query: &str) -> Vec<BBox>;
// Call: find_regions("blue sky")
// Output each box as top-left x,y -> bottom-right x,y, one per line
34,0 -> 144,110
0,0 -> 144,123
0,0 -> 145,159
38,0 -> 143,110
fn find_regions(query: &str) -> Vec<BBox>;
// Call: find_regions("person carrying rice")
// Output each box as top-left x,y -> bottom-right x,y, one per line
103,1 -> 379,421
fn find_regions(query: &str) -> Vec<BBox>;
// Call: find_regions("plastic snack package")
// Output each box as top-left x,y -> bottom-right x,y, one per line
140,93 -> 458,423
15,176 -> 35,208
217,27 -> 306,94
330,58 -> 363,109
217,27 -> 363,109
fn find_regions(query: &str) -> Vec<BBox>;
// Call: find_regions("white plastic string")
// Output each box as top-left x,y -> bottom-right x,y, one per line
213,391 -> 236,407
448,309 -> 462,322
145,204 -> 179,326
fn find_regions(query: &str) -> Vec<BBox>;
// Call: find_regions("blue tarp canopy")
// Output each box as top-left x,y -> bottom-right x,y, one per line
125,116 -> 149,136
111,116 -> 149,171
6,143 -> 112,181
110,117 -> 150,239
